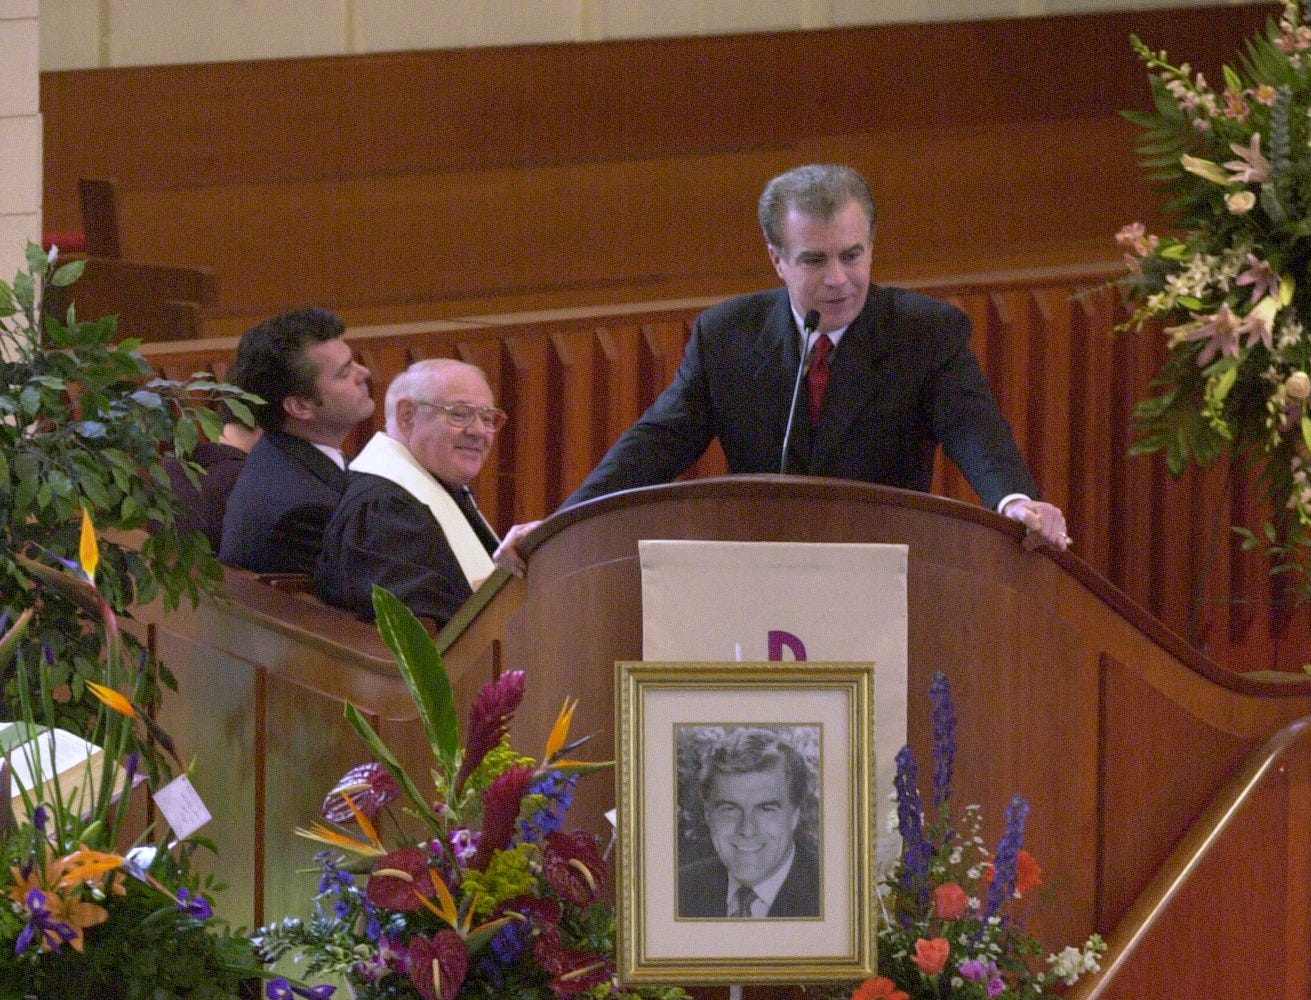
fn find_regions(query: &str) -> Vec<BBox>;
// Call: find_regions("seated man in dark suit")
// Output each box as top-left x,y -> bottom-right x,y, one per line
678,728 -> 819,919
220,308 -> 375,574
315,359 -> 503,627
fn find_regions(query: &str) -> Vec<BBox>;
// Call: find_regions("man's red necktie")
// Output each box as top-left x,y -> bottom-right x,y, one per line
807,333 -> 832,426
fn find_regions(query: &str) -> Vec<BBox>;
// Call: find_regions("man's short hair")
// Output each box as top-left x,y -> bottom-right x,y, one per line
697,727 -> 808,809
757,163 -> 878,251
230,307 -> 346,432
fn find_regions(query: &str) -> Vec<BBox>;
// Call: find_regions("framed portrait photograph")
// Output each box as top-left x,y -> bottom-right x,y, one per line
615,660 -> 875,985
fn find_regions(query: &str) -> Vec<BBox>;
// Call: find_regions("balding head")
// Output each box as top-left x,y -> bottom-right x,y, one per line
386,359 -> 499,487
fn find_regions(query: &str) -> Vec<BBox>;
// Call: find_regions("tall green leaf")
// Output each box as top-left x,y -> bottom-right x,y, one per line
371,585 -> 460,774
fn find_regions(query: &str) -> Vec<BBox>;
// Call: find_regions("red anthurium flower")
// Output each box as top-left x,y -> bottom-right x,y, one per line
548,956 -> 612,997
322,762 -> 401,824
852,976 -> 909,1000
543,830 -> 607,906
471,764 -> 536,871
533,933 -> 612,997
408,929 -> 467,1000
454,670 -> 527,795
498,894 -> 562,930
367,846 -> 437,911
932,881 -> 969,920
910,937 -> 950,975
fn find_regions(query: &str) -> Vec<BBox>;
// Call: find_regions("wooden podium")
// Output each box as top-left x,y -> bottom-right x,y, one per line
141,476 -> 1311,995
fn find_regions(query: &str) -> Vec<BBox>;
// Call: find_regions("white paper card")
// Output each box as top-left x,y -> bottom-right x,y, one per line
152,774 -> 212,839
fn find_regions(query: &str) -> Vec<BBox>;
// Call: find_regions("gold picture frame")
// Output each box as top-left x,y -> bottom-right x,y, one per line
615,660 -> 876,985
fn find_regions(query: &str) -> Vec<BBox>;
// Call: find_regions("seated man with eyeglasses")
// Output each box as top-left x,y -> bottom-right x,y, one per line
315,358 -> 509,627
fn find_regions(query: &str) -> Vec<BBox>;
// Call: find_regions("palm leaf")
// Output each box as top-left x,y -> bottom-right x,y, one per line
371,586 -> 460,774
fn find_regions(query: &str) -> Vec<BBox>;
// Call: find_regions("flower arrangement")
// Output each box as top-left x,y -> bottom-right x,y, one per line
845,674 -> 1103,1000
0,510 -> 263,998
1116,1 -> 1311,598
255,586 -> 688,1000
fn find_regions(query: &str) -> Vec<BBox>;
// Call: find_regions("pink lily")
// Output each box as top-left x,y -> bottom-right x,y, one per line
1235,253 -> 1280,304
1224,133 -> 1270,184
1167,303 -> 1242,366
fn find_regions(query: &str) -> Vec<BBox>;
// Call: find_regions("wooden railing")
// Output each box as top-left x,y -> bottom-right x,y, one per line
140,263 -> 1311,674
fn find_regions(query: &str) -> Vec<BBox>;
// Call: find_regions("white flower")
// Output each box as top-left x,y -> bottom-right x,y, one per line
1227,190 -> 1257,214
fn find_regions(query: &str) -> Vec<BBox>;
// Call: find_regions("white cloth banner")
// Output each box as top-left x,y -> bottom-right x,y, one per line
639,539 -> 907,867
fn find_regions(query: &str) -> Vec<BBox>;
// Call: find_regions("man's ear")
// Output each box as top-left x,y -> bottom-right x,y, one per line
282,394 -> 317,422
767,243 -> 785,280
395,399 -> 415,431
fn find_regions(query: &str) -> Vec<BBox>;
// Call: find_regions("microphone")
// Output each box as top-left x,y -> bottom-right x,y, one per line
779,309 -> 822,474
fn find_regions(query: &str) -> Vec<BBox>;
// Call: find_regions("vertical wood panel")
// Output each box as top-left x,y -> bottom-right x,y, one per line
454,339 -> 507,532
549,329 -> 602,506
1030,288 -> 1073,513
503,336 -> 553,521
1068,287 -> 1116,576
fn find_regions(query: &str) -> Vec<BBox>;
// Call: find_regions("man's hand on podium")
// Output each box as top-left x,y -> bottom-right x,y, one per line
493,520 -> 543,577
1002,498 -> 1071,552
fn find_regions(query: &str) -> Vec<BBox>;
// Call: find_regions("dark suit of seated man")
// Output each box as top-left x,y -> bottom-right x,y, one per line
316,359 -> 503,627
220,308 -> 375,575
677,728 -> 820,919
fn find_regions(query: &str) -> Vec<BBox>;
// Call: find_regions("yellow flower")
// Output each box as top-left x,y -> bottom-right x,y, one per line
78,506 -> 99,584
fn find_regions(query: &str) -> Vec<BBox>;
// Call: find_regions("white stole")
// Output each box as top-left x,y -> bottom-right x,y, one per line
348,432 -> 495,589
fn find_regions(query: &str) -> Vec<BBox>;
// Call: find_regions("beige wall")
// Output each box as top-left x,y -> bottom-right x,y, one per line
42,0 -> 1260,70
1,0 -> 40,281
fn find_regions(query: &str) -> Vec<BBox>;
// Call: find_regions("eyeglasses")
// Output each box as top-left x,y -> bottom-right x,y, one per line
413,400 -> 508,431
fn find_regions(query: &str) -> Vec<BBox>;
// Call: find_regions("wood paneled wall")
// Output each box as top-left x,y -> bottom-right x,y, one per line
42,6 -> 1274,336
141,264 -> 1311,676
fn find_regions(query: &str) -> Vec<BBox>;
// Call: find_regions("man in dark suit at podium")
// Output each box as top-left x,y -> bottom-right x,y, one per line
542,163 -> 1069,557
678,728 -> 820,919
220,307 -> 376,574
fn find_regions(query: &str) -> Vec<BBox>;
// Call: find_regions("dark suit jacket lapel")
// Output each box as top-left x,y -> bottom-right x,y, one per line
809,287 -> 891,473
269,431 -> 348,492
748,291 -> 815,474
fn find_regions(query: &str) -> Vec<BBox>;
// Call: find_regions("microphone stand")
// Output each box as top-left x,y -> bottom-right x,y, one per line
779,309 -> 821,474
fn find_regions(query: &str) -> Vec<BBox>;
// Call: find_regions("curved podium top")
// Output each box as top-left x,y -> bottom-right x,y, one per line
437,474 -> 1311,959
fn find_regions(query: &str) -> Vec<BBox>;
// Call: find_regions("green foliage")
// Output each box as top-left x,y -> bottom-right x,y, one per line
0,242 -> 252,753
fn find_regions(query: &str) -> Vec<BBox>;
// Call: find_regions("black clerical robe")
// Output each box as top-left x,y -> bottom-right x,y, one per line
315,473 -> 495,627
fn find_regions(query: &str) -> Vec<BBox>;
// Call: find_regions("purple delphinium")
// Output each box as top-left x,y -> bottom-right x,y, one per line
477,919 -> 532,987
893,745 -> 932,904
983,794 -> 1030,922
928,672 -> 957,814
518,770 -> 578,843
